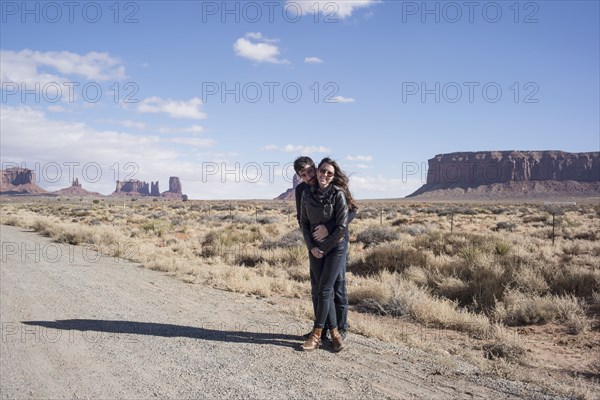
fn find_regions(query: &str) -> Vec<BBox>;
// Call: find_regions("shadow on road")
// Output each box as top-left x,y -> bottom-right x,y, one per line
22,319 -> 304,349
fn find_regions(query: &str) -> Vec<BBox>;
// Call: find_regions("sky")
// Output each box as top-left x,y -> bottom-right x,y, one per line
1,0 -> 598,199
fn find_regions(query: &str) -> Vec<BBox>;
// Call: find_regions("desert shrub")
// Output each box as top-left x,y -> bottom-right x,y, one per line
468,262 -> 509,311
349,245 -> 427,276
217,214 -> 255,224
200,231 -> 221,257
511,264 -> 550,295
399,224 -> 428,236
142,221 -> 165,237
389,278 -> 490,335
430,275 -> 470,304
500,291 -> 560,325
415,232 -> 491,258
453,206 -> 478,216
494,241 -> 512,256
348,279 -> 391,308
2,215 -> 19,226
499,291 -> 588,332
562,243 -> 582,256
482,324 -> 527,362
356,225 -> 399,247
355,207 -> 379,220
522,214 -> 548,224
401,266 -> 429,287
493,221 -> 516,232
547,266 -> 600,298
573,230 -> 598,241
31,219 -> 55,237
391,217 -> 409,226
260,230 -> 304,249
256,216 -> 277,225
235,252 -> 266,267
458,244 -> 482,266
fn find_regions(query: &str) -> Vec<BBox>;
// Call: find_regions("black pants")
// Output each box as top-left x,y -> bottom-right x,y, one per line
309,241 -> 347,329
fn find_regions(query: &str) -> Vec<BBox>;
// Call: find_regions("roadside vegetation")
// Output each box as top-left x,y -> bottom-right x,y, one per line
1,197 -> 599,397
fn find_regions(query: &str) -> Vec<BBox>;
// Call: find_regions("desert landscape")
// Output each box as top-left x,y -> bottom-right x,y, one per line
1,193 -> 598,398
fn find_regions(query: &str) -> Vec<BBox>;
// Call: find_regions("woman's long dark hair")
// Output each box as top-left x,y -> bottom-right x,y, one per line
318,157 -> 357,211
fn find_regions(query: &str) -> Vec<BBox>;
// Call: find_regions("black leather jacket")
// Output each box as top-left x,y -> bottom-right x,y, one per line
300,184 -> 348,254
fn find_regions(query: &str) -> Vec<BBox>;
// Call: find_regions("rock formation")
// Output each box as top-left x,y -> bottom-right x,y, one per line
408,151 -> 600,198
168,177 -> 182,195
1,166 -> 187,199
112,177 -> 185,199
274,174 -> 301,200
151,181 -> 160,197
54,179 -> 102,197
0,167 -> 47,195
161,177 -> 185,199
113,179 -> 150,196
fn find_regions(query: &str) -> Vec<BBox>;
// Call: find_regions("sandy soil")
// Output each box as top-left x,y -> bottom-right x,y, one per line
0,225 -> 577,399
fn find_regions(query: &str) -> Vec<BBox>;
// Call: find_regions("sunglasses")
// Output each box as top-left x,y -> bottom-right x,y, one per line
318,168 -> 334,177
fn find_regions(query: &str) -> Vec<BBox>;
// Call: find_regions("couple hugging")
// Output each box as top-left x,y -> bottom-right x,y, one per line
293,156 -> 357,352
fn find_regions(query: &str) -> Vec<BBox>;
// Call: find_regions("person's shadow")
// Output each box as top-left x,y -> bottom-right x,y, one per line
21,319 -> 304,349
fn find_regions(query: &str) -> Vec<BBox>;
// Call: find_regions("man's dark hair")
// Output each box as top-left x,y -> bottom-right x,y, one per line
293,156 -> 315,174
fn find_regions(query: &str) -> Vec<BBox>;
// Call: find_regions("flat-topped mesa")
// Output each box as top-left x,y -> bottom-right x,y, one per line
409,151 -> 600,198
2,167 -> 35,186
113,179 -> 150,196
0,167 -> 47,194
429,151 -> 600,186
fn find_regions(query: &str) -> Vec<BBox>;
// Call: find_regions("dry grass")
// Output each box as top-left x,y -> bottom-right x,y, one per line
1,198 -> 598,388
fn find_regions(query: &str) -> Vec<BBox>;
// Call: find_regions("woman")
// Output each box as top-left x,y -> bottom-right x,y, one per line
299,157 -> 356,352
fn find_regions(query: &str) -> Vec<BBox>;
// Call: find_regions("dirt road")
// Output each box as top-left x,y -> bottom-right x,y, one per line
0,225 -> 559,399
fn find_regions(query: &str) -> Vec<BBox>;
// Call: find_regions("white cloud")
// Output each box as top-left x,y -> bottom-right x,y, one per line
167,137 -> 216,147
158,125 -> 206,134
137,97 -> 207,120
332,96 -> 355,103
234,33 -> 290,64
287,1 -> 380,19
355,164 -> 371,169
347,155 -> 373,161
264,144 -> 331,154
47,105 -> 68,113
304,57 -> 323,64
0,49 -> 126,85
96,119 -> 146,129
349,175 -> 421,199
0,105 -> 182,194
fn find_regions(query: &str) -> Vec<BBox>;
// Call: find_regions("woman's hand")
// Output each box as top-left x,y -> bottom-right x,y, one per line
311,247 -> 324,259
312,225 -> 329,242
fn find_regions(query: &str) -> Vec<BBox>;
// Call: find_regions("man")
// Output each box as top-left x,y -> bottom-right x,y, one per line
293,156 -> 354,342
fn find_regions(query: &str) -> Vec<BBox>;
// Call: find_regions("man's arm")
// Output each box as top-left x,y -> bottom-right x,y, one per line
295,183 -> 304,227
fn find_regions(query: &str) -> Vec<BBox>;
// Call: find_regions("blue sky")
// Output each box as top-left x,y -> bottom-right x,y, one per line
1,0 -> 598,199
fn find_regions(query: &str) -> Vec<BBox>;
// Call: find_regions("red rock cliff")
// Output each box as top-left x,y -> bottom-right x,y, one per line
409,151 -> 600,197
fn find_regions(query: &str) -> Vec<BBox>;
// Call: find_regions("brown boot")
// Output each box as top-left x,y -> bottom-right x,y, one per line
300,328 -> 323,351
330,328 -> 345,352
